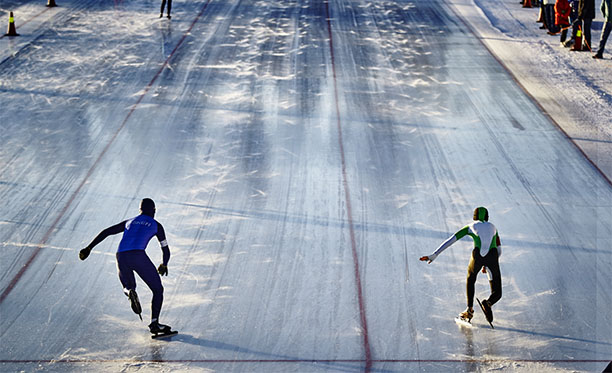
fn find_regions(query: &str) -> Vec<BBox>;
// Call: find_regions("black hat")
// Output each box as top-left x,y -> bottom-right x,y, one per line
140,198 -> 156,216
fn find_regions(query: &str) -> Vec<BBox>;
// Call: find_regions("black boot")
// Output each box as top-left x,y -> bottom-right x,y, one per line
127,289 -> 142,319
149,320 -> 171,334
482,299 -> 494,323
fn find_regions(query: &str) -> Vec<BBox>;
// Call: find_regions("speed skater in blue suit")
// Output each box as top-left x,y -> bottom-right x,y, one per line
79,198 -> 172,334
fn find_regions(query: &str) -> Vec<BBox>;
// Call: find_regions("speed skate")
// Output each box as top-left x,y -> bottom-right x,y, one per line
151,329 -> 178,339
455,315 -> 473,327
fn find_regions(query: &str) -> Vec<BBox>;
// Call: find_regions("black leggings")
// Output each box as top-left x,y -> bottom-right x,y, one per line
161,0 -> 172,15
116,250 -> 164,320
466,248 -> 502,308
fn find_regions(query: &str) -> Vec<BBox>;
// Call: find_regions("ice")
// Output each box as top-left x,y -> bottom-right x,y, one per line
1,0 -> 611,371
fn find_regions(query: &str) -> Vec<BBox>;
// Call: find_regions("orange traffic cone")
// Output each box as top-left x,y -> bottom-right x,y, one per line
46,0 -> 57,7
523,0 -> 532,8
571,27 -> 583,51
4,12 -> 19,37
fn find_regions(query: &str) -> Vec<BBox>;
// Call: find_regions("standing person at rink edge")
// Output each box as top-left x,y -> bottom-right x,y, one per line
420,207 -> 502,324
79,198 -> 172,334
160,0 -> 171,19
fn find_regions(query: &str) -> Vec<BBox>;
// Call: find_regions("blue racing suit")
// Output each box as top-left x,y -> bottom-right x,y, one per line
86,214 -> 170,320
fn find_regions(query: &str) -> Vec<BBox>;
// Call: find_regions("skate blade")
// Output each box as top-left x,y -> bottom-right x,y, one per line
151,330 -> 178,339
476,298 -> 495,329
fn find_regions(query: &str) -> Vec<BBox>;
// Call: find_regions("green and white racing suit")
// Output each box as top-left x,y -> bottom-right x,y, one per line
429,220 -> 502,308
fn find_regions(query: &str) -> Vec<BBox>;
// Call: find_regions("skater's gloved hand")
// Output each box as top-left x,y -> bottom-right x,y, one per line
158,264 -> 168,276
79,247 -> 91,260
419,256 -> 433,264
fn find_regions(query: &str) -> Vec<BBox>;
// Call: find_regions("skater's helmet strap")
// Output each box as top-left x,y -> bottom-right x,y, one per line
140,198 -> 156,216
473,207 -> 488,222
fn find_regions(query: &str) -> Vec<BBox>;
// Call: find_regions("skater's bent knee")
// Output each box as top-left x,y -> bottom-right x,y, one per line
151,284 -> 164,295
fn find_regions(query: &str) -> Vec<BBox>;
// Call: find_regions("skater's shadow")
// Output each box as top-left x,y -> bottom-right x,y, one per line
173,333 -> 285,357
495,326 -> 612,347
168,334 -> 376,372
160,200 -> 610,256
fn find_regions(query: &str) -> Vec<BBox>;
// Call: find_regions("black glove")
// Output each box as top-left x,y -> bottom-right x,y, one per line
158,264 -> 168,276
79,247 -> 91,261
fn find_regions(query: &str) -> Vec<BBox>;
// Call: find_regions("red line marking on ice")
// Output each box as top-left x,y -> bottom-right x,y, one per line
0,0 -> 212,305
324,1 -> 372,372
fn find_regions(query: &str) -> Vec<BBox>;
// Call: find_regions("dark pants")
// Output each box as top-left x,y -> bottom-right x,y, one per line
559,18 -> 571,43
582,18 -> 593,50
545,5 -> 560,33
596,21 -> 612,55
161,0 -> 172,16
466,248 -> 502,309
570,13 -> 580,43
560,27 -> 569,43
116,250 -> 164,320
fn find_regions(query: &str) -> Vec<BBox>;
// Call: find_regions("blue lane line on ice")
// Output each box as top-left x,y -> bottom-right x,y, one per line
0,0 -> 213,305
324,0 -> 373,371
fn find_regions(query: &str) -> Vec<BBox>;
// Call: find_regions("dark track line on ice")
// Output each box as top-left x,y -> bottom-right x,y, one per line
447,3 -> 612,189
1,358 -> 609,364
0,0 -> 213,305
323,1 -> 372,372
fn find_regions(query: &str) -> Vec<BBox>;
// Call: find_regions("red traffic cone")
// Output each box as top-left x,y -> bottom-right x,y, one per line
523,0 -> 532,8
4,12 -> 19,37
47,0 -> 57,7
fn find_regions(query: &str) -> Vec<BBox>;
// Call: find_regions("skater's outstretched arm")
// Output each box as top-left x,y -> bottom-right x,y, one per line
79,221 -> 126,260
420,226 -> 471,263
420,235 -> 456,263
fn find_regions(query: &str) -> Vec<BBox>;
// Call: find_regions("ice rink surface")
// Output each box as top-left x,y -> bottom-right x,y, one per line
1,0 -> 611,371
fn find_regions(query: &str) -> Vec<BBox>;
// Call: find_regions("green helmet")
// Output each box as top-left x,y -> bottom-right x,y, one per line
473,207 -> 488,221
